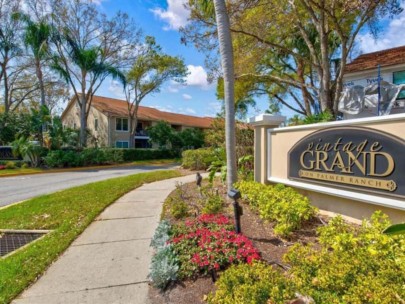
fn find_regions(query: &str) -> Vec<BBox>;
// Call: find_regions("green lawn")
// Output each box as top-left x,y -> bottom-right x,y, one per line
132,158 -> 181,166
0,169 -> 181,304
0,168 -> 43,176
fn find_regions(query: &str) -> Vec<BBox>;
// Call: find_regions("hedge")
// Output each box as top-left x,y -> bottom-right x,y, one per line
43,148 -> 179,168
116,148 -> 179,161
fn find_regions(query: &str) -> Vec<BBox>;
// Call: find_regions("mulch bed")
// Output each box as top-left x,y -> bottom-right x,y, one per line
148,178 -> 329,304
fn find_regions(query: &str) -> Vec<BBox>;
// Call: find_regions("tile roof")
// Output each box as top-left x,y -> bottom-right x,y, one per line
90,95 -> 214,129
345,45 -> 405,74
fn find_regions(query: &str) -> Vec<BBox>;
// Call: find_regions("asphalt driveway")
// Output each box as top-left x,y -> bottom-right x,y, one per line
0,164 -> 178,207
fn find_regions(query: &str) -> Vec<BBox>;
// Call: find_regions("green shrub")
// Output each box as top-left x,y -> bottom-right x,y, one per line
170,200 -> 189,219
235,180 -> 268,211
235,181 -> 317,237
151,220 -> 171,249
238,154 -> 254,181
208,262 -> 294,304
284,212 -> 405,303
5,161 -> 16,169
182,148 -> 216,170
21,163 -> 29,169
104,149 -> 124,164
43,150 -> 65,167
119,148 -> 178,162
162,184 -> 190,220
149,244 -> 179,289
149,220 -> 179,289
44,148 -> 124,168
201,188 -> 224,215
0,160 -> 32,168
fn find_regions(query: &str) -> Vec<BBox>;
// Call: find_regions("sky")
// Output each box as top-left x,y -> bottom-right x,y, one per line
93,0 -> 405,120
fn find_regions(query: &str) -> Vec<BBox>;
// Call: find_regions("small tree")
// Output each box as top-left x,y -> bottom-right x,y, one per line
179,128 -> 205,149
124,36 -> 188,148
13,12 -> 53,109
147,121 -> 174,148
49,0 -> 140,147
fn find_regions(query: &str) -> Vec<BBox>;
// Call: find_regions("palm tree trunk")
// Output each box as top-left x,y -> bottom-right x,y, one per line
80,94 -> 87,147
35,60 -> 46,108
35,59 -> 47,144
213,0 -> 237,190
3,64 -> 10,113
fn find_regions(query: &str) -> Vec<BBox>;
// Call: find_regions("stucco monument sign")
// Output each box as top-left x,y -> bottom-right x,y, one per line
288,126 -> 405,199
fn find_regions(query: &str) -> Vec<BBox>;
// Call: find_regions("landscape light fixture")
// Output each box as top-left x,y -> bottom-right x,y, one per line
196,172 -> 202,187
227,189 -> 243,234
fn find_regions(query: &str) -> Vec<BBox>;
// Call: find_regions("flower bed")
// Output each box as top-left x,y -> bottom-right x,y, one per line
149,179 -> 405,304
172,215 -> 260,278
150,214 -> 261,288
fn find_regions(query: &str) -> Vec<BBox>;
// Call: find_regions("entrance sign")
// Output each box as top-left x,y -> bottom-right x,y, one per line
288,127 -> 405,199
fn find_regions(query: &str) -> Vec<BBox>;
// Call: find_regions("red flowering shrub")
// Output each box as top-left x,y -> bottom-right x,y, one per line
170,214 -> 261,278
172,214 -> 234,236
0,165 -> 5,170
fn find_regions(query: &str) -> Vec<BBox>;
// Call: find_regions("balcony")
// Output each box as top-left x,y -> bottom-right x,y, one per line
135,129 -> 149,138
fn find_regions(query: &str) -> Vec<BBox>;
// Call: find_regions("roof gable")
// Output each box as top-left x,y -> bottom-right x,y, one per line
345,45 -> 405,74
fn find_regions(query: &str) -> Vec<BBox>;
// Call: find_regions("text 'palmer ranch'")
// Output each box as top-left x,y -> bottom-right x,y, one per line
288,127 -> 405,199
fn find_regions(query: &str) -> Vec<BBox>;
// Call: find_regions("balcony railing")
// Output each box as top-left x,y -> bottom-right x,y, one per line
135,129 -> 149,137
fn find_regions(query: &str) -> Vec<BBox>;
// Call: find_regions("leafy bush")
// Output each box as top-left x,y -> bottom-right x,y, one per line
162,184 -> 190,220
171,214 -> 260,278
208,262 -> 294,304
11,137 -> 44,167
236,181 -> 317,237
5,161 -> 16,169
284,212 -> 405,303
149,220 -> 180,289
149,244 -> 179,289
150,220 -> 171,249
238,154 -> 254,181
179,127 -> 205,149
44,148 -> 124,168
207,159 -> 226,183
119,148 -> 178,161
170,200 -> 189,219
235,181 -> 268,211
288,111 -> 334,126
44,150 -> 80,167
201,187 -> 224,215
148,121 -> 205,151
182,148 -> 216,170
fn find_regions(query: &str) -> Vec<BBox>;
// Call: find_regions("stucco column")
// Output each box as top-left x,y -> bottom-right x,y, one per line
249,114 -> 286,184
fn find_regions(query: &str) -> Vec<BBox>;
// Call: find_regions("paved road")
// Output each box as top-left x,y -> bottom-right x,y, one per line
0,164 -> 178,207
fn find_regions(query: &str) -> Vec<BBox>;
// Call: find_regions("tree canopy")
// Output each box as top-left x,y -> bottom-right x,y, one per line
183,0 -> 403,117
124,36 -> 188,148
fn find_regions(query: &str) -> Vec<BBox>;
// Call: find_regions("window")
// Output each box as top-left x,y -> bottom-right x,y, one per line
116,118 -> 128,131
393,71 -> 405,99
115,141 -> 129,148
171,124 -> 181,131
95,118 -> 98,131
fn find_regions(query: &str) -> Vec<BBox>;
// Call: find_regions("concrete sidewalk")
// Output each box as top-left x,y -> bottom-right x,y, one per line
12,174 -> 198,304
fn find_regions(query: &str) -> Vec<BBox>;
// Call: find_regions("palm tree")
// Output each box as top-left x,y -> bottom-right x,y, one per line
212,0 -> 237,190
13,13 -> 52,108
51,35 -> 125,147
